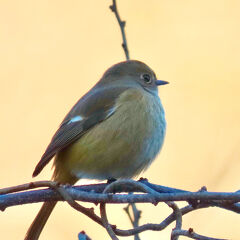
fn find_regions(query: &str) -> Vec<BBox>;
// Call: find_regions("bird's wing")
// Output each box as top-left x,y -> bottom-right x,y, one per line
32,86 -> 128,177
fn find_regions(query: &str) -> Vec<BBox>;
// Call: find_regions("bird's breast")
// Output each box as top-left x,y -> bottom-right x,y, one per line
114,88 -> 166,174
56,88 -> 166,180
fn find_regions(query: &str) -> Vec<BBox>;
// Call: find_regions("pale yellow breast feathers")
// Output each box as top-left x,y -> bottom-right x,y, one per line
54,88 -> 165,180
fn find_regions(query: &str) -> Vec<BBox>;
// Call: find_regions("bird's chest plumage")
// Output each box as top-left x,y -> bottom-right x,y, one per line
56,88 -> 166,180
114,89 -> 166,175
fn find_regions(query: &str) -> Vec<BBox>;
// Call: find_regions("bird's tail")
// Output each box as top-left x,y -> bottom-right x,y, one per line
25,156 -> 78,240
24,201 -> 57,240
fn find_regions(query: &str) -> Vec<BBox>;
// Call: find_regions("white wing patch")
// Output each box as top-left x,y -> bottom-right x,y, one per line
106,107 -> 116,118
67,107 -> 115,125
68,115 -> 83,124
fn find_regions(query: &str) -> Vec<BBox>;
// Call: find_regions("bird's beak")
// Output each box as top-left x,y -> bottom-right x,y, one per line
155,80 -> 169,86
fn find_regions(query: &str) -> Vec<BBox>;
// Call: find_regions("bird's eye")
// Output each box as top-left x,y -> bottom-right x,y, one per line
141,73 -> 152,84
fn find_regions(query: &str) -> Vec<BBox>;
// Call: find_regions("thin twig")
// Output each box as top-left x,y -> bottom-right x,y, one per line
167,202 -> 182,240
54,185 -> 104,227
115,204 -> 202,237
171,228 -> 227,240
131,203 -> 141,240
0,180 -> 59,195
110,0 -> 130,60
100,184 -> 119,240
167,202 -> 182,230
124,204 -> 134,226
100,202 -> 119,240
124,203 -> 141,240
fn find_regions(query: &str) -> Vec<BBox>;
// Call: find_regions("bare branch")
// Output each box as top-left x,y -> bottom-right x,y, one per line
172,228 -> 227,240
54,184 -> 105,227
124,203 -> 141,240
100,184 -> 119,240
110,0 -> 130,60
1,180 -> 239,239
0,180 -> 59,195
167,202 -> 182,240
100,202 -> 119,240
1,180 -> 240,210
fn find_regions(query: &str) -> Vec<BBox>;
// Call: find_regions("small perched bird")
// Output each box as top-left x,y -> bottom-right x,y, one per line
25,60 -> 168,240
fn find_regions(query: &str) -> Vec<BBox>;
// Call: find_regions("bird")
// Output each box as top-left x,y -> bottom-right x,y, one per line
25,60 -> 168,240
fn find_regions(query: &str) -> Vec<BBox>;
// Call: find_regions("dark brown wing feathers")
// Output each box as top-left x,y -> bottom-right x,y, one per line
32,86 -> 128,177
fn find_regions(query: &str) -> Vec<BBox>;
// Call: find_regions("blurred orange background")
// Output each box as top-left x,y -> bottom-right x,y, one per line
0,0 -> 240,239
